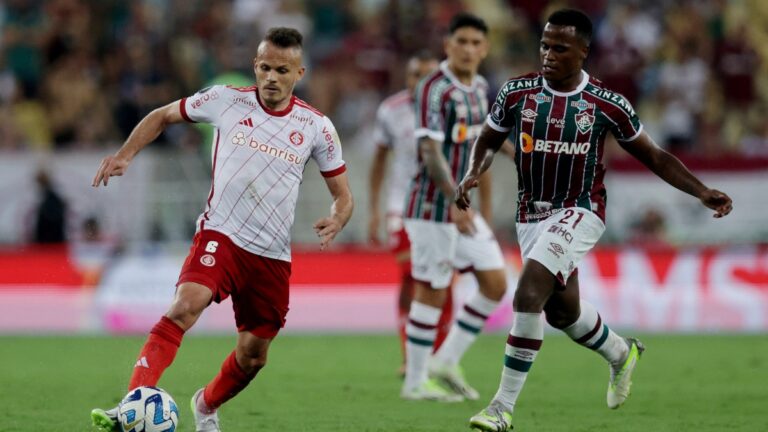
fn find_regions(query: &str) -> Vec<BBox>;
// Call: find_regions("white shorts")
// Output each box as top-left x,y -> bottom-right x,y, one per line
516,207 -> 605,284
404,215 -> 505,289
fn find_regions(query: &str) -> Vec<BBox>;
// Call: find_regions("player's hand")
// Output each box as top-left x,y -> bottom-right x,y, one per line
92,154 -> 131,187
450,204 -> 476,235
367,213 -> 381,245
455,175 -> 480,210
699,189 -> 733,218
313,216 -> 343,250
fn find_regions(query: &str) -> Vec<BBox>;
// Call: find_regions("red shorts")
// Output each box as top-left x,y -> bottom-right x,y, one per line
177,230 -> 291,339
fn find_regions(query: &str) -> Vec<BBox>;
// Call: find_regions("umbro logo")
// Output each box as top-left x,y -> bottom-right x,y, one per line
521,109 -> 537,123
239,118 -> 254,127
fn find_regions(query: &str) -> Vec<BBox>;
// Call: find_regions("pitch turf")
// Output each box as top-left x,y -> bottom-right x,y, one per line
0,334 -> 765,431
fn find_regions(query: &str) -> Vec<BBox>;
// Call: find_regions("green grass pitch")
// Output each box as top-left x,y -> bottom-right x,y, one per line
0,334 -> 766,431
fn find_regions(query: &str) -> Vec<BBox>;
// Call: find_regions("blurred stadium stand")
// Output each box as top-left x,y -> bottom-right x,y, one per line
0,0 -> 766,333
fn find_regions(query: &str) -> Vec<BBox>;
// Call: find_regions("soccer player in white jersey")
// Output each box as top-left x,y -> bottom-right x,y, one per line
456,10 -> 732,431
400,13 -> 508,403
90,28 -> 353,432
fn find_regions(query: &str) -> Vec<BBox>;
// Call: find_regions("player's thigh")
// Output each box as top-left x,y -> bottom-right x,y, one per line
233,254 -> 291,339
525,208 -> 605,285
404,219 -> 458,290
455,214 -> 505,273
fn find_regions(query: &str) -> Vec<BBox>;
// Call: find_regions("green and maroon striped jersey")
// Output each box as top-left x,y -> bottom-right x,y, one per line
487,71 -> 643,223
405,61 -> 489,222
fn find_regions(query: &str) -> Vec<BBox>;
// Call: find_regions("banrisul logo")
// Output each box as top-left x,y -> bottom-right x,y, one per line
571,99 -> 592,111
532,92 -> 551,104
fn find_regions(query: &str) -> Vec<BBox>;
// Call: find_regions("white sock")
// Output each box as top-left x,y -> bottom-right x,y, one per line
404,301 -> 441,391
493,312 -> 543,413
434,292 -> 500,367
562,300 -> 628,366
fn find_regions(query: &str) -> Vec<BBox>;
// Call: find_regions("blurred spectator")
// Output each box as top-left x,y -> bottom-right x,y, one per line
628,208 -> 670,247
32,170 -> 67,244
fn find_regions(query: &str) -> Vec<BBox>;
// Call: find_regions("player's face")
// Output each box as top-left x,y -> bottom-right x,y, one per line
444,27 -> 488,76
405,58 -> 438,95
253,41 -> 305,109
539,23 -> 588,82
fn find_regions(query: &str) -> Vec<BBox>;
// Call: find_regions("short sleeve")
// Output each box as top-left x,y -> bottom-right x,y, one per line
414,79 -> 447,142
372,104 -> 393,148
313,116 -> 346,177
180,85 -> 227,124
486,81 -> 517,133
607,94 -> 643,142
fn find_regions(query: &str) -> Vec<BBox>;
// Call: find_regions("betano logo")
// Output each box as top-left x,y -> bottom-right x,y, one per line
452,122 -> 482,143
519,132 -> 591,155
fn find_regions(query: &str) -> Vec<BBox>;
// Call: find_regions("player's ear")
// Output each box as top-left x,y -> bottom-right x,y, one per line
296,66 -> 306,81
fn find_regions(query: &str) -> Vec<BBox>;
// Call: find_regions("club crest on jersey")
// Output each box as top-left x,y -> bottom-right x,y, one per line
289,130 -> 304,146
200,254 -> 216,267
574,112 -> 595,133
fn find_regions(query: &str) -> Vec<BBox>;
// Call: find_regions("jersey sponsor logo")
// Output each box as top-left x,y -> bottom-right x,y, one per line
234,96 -> 258,108
570,99 -> 595,111
547,223 -> 574,244
519,132 -> 534,153
322,126 -> 340,161
588,87 -> 635,116
505,79 -> 538,92
289,130 -> 304,146
290,112 -> 315,126
574,112 -> 595,133
491,102 -> 505,123
238,117 -> 254,127
549,117 -> 566,129
231,132 -> 305,164
529,92 -> 552,104
521,108 -> 537,123
534,139 -> 591,155
451,121 -> 482,143
190,89 -> 220,109
200,254 -> 216,267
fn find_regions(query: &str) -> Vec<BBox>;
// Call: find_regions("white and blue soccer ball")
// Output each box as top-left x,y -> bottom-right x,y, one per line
118,386 -> 179,432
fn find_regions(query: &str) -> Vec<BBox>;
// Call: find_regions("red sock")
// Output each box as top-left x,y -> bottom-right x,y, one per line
128,316 -> 185,390
203,351 -> 254,410
434,282 -> 454,351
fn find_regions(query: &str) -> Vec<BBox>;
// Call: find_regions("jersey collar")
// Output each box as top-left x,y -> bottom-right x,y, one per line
542,70 -> 590,97
439,60 -> 481,92
255,89 -> 295,117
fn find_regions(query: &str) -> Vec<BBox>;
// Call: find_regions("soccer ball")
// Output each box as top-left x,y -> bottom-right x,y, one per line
118,386 -> 179,432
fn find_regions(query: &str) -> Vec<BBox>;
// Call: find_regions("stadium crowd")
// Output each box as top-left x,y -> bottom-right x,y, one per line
1,0 -> 767,156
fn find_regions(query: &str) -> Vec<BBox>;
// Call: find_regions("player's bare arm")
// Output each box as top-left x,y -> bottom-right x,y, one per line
619,131 -> 733,218
455,124 -> 507,210
314,172 -> 354,250
92,100 -> 184,187
368,145 -> 389,244
477,170 -> 493,225
420,136 -> 475,233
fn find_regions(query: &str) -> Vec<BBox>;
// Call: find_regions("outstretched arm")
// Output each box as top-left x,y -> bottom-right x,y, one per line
314,172 -> 354,250
92,100 -> 185,187
619,131 -> 733,218
455,124 -> 508,210
367,145 -> 389,244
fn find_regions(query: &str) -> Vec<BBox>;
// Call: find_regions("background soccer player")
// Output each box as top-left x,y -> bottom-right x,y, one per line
400,13 -> 508,402
90,27 -> 353,432
456,9 -> 733,431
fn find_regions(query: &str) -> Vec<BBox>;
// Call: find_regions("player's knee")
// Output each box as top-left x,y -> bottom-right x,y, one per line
166,299 -> 204,329
513,284 -> 547,313
238,352 -> 267,376
545,310 -> 575,329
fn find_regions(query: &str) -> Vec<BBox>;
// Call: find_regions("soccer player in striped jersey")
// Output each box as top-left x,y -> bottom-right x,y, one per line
400,13 -> 508,402
90,28 -> 353,432
456,9 -> 733,431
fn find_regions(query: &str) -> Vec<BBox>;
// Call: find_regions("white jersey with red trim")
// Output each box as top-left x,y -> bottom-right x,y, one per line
371,89 -> 418,215
181,84 -> 346,262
